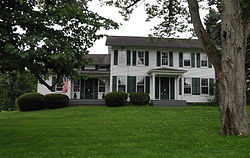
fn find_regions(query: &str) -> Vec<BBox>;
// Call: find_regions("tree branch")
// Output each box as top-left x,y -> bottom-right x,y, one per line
34,73 -> 53,91
125,0 -> 141,10
187,0 -> 222,73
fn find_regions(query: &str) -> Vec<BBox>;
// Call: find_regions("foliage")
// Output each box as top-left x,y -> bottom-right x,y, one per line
129,92 -> 150,105
0,0 -> 118,90
0,106 -> 249,157
0,71 -> 37,111
43,93 -> 69,109
104,92 -> 128,107
16,92 -> 44,111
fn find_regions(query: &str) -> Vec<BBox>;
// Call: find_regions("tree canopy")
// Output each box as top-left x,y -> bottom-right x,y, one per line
0,0 -> 118,90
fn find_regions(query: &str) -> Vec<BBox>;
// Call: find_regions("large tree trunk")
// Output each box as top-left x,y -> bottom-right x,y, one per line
187,0 -> 249,135
219,0 -> 249,135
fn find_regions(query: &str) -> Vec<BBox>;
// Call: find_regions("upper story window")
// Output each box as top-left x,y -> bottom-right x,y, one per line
137,51 -> 144,65
201,54 -> 208,67
137,76 -> 144,92
162,52 -> 168,66
183,53 -> 191,67
184,78 -> 191,94
118,76 -> 126,92
73,80 -> 80,92
119,51 -> 126,66
201,78 -> 208,94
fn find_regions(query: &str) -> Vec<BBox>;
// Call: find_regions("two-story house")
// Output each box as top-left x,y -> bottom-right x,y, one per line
37,36 -> 215,103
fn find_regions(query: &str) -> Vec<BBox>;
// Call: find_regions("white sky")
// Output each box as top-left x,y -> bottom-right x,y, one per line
88,1 -> 209,54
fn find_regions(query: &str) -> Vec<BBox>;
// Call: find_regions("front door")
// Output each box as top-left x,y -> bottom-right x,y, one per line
85,78 -> 94,99
161,77 -> 169,99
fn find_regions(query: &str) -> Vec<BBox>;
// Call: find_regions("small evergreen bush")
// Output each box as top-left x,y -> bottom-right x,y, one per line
44,94 -> 69,109
16,92 -> 44,111
104,92 -> 128,107
129,92 -> 150,105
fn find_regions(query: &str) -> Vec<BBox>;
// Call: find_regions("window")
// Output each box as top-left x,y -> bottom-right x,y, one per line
201,78 -> 208,94
137,51 -> 144,65
183,53 -> 191,66
137,76 -> 144,92
184,78 -> 191,94
201,54 -> 208,67
118,76 -> 126,92
99,79 -> 106,92
162,52 -> 168,65
99,65 -> 107,70
119,51 -> 126,66
73,80 -> 80,92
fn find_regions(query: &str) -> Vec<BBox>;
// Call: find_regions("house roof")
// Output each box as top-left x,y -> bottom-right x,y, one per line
78,70 -> 110,76
106,36 -> 204,50
85,54 -> 110,65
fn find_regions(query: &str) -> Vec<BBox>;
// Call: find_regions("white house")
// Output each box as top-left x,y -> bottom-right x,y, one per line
37,36 -> 215,103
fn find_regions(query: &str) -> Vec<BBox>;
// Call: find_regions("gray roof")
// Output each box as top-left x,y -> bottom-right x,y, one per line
106,36 -> 203,50
85,54 -> 110,65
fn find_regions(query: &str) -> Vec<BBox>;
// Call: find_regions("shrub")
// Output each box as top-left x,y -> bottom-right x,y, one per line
16,92 -> 44,111
104,92 -> 128,107
129,92 -> 150,105
44,94 -> 69,109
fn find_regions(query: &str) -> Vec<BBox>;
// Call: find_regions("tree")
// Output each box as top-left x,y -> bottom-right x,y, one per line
105,0 -> 250,135
204,8 -> 250,105
0,0 -> 118,91
0,71 -> 37,111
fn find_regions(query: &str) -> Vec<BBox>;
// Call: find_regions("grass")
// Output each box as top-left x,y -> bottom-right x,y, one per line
0,106 -> 249,158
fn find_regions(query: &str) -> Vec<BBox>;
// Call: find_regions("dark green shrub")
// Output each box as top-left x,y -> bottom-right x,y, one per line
44,94 -> 69,109
129,92 -> 150,105
104,92 -> 128,107
16,92 -> 44,111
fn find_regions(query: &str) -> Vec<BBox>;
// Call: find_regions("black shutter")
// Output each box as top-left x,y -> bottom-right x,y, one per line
93,79 -> 98,99
170,78 -> 175,99
145,51 -> 149,66
112,76 -> 117,92
209,78 -> 214,95
157,51 -> 161,66
208,58 -> 212,68
196,53 -> 200,68
169,52 -> 173,67
127,50 -> 131,66
191,53 -> 195,67
114,50 -> 118,65
192,78 -> 200,95
155,77 -> 160,99
179,52 -> 183,67
179,78 -> 182,95
132,51 -> 136,66
146,76 -> 150,94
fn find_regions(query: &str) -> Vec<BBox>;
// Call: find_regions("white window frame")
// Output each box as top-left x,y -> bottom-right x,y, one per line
201,54 -> 208,67
183,53 -> 191,67
118,76 -> 126,92
136,76 -> 145,92
184,78 -> 191,94
161,52 -> 168,66
73,79 -> 80,92
201,78 -> 209,94
137,51 -> 144,65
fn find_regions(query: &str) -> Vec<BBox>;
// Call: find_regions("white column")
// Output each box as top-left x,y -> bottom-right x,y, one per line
175,77 -> 178,100
152,74 -> 155,100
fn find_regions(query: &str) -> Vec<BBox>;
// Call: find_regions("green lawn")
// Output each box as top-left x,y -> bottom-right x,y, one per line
0,106 -> 249,158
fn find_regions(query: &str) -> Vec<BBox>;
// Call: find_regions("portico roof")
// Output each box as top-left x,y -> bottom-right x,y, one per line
147,67 -> 187,76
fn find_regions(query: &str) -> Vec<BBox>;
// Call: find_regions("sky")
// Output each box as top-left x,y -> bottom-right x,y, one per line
88,1 -> 209,54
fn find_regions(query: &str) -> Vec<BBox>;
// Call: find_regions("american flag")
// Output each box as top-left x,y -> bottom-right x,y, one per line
63,75 -> 68,94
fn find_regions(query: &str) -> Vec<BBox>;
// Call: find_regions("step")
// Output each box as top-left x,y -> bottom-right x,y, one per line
69,99 -> 106,106
152,100 -> 186,107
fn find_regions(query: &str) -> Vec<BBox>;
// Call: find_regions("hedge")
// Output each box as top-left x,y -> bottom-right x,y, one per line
129,92 -> 150,105
104,92 -> 128,107
16,92 -> 44,111
43,93 -> 69,109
